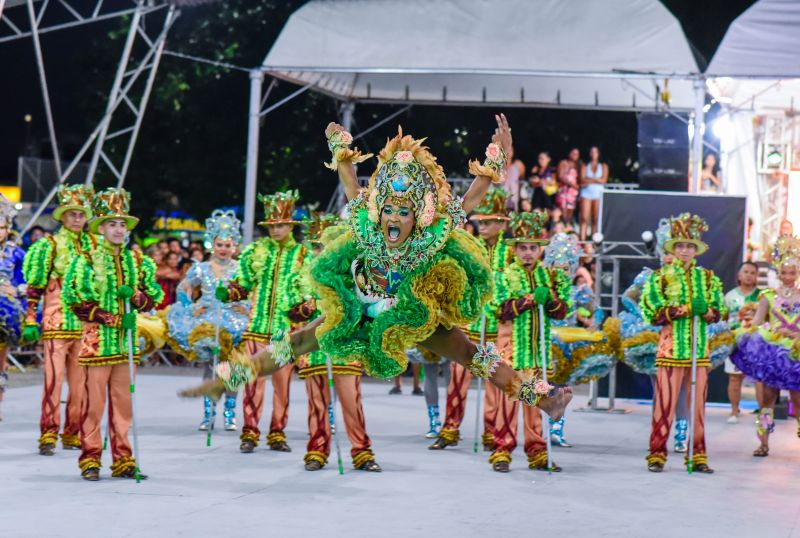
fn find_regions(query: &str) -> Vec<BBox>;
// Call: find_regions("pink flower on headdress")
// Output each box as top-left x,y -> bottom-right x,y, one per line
394,151 -> 414,165
485,143 -> 502,161
339,130 -> 353,145
419,191 -> 436,228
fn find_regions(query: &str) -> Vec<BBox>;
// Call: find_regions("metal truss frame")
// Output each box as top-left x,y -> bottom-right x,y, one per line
2,0 -> 178,234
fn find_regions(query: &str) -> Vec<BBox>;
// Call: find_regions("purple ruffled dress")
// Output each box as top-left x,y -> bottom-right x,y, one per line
730,293 -> 800,391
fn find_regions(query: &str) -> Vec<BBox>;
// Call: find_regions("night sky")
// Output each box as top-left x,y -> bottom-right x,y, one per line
0,0 -> 756,193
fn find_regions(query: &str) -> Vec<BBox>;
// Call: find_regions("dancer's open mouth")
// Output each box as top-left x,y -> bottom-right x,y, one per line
388,225 -> 401,241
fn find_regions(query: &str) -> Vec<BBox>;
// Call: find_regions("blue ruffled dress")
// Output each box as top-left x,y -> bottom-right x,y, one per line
166,260 -> 250,362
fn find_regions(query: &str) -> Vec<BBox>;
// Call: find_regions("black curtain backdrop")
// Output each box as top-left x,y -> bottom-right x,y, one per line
598,190 -> 747,402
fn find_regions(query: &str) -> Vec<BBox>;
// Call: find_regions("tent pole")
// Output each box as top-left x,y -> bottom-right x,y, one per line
690,78 -> 705,193
243,70 -> 264,244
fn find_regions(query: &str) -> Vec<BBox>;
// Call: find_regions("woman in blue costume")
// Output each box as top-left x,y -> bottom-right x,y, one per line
731,235 -> 800,457
0,194 -> 26,418
544,232 -> 620,446
619,218 -> 732,452
167,210 -> 250,431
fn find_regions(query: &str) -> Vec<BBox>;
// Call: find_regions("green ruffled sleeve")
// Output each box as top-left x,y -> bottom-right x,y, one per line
708,272 -> 726,318
233,243 -> 256,293
493,269 -> 511,308
293,248 -> 314,304
640,269 -> 665,325
22,237 -> 54,289
552,267 -> 574,314
63,255 -> 96,306
138,255 -> 164,305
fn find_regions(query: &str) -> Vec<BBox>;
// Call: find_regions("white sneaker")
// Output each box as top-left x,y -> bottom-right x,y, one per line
726,415 -> 739,424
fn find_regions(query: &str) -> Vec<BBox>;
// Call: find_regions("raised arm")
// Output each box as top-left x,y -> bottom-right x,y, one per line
324,122 -> 372,202
462,114 -> 513,215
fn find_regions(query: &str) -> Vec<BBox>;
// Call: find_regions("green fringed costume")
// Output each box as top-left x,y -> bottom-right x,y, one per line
308,129 -> 495,380
23,227 -> 96,339
495,260 -> 572,370
310,199 -> 492,379
63,243 -> 163,365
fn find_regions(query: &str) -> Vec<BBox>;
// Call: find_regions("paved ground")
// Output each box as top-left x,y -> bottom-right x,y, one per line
2,372 -> 799,538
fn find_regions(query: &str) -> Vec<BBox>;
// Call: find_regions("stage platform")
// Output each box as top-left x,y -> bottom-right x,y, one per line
2,371 -> 799,538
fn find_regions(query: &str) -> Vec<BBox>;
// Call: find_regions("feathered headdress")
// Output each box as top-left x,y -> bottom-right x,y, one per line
204,209 -> 242,246
366,127 -> 453,230
772,234 -> 800,268
0,194 -> 15,228
543,232 -> 583,275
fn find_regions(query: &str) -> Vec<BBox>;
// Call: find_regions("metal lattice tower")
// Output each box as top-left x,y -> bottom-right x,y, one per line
1,0 -> 181,233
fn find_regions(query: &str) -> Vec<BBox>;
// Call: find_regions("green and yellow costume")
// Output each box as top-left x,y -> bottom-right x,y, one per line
310,130 -> 493,379
227,237 -> 312,343
495,260 -> 572,371
63,242 -> 162,365
640,259 -> 725,366
23,227 -> 96,339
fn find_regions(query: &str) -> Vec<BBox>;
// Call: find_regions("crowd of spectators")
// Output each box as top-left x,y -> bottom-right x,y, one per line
502,146 -> 609,241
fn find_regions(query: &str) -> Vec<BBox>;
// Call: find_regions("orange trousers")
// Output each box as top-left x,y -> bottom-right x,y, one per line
440,361 -> 500,445
304,375 -> 373,466
79,364 -> 134,470
39,338 -> 85,447
491,393 -> 546,462
648,365 -> 709,465
241,340 -> 293,445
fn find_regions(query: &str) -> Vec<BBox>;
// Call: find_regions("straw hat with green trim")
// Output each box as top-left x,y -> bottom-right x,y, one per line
663,213 -> 709,255
507,210 -> 550,245
88,187 -> 139,233
52,184 -> 93,221
471,186 -> 511,222
258,190 -> 300,226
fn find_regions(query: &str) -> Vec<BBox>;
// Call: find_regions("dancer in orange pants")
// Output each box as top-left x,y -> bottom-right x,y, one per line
640,213 -> 724,473
299,352 -> 379,472
63,188 -> 163,480
430,187 -> 511,451
23,185 -> 96,454
217,190 -> 315,453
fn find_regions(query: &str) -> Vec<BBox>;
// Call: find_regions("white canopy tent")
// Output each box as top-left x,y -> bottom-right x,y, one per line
241,0 -> 703,240
706,0 -> 800,250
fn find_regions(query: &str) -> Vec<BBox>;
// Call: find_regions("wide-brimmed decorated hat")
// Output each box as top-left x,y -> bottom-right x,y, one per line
302,212 -> 341,245
471,187 -> 510,222
53,184 -> 93,221
663,213 -> 708,255
88,187 -> 139,233
507,210 -> 549,245
258,190 -> 300,226
204,209 -> 242,246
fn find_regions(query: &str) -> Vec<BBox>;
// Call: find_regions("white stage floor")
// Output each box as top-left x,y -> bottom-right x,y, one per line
2,372 -> 799,538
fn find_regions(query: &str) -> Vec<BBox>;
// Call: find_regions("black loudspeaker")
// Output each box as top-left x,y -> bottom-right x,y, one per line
637,112 -> 690,192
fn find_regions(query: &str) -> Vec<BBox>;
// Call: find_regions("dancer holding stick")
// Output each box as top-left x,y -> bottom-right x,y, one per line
641,213 -> 724,474
63,188 -> 163,481
296,213 -> 380,472
490,210 -> 571,473
431,187 -> 511,452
